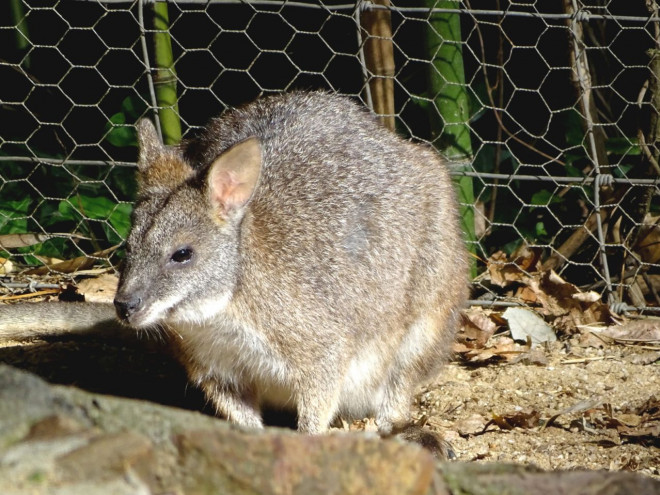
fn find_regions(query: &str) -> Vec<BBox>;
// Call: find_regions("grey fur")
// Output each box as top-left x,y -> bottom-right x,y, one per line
116,91 -> 469,434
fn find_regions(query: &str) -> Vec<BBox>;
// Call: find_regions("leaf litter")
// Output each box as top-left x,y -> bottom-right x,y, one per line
432,248 -> 660,477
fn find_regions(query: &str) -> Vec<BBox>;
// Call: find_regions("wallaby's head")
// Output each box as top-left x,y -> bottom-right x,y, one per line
114,118 -> 262,328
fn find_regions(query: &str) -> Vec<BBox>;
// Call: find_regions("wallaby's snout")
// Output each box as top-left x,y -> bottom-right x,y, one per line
113,293 -> 143,322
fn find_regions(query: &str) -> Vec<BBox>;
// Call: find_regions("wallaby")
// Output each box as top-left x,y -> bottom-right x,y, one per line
1,91 -> 468,452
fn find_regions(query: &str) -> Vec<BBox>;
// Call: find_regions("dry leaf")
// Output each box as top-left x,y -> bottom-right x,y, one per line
457,308 -> 499,349
452,342 -> 473,354
0,258 -> 13,275
486,247 -> 542,288
25,255 -> 96,275
483,248 -> 611,334
616,414 -> 644,428
0,233 -> 50,249
488,409 -> 540,430
24,246 -> 118,276
512,245 -> 543,272
544,399 -> 604,429
463,348 -> 498,362
454,414 -> 488,436
515,285 -> 538,304
502,307 -> 556,347
603,396 -> 660,443
571,290 -> 601,303
76,274 -> 119,303
457,336 -> 526,363
618,424 -> 660,440
526,270 -> 610,333
595,320 -> 660,343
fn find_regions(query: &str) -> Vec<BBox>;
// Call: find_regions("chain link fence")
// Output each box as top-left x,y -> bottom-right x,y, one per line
1,0 -> 660,313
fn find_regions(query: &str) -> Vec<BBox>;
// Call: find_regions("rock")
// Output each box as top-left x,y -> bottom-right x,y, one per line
0,365 -> 657,495
440,462 -> 660,495
0,365 -> 434,494
175,429 -> 434,495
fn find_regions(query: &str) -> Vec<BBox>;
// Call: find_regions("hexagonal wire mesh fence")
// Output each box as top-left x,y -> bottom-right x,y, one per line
1,0 -> 660,314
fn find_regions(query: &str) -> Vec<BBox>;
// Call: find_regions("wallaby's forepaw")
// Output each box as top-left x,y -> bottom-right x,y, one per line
391,424 -> 456,460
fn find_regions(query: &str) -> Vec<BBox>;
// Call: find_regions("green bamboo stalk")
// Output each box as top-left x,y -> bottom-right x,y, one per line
425,0 -> 476,276
10,0 -> 30,68
152,1 -> 181,145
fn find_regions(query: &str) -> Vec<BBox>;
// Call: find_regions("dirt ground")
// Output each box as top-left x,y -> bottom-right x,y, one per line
416,339 -> 660,478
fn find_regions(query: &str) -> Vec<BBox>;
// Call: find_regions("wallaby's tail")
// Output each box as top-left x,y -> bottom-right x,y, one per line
0,302 -> 123,341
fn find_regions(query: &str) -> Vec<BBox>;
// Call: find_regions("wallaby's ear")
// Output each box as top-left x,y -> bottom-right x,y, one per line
136,118 -> 194,196
207,137 -> 262,217
136,118 -> 164,170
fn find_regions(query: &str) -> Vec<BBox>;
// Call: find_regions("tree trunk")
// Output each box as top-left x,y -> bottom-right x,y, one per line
360,0 -> 396,130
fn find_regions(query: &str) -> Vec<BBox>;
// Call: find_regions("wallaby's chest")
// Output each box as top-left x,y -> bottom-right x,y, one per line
174,317 -> 290,388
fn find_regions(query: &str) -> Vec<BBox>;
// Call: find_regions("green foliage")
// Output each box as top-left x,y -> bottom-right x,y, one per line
0,172 -> 134,265
530,189 -> 561,207
105,95 -> 146,148
0,94 -> 142,266
59,195 -> 132,244
0,197 -> 30,234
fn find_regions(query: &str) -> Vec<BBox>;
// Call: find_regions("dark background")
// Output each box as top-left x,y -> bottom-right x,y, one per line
0,0 -> 657,290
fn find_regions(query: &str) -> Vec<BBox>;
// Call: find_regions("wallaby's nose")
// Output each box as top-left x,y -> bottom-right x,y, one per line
114,295 -> 142,321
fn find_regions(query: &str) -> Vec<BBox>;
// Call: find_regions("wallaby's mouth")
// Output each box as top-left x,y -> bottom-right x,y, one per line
113,302 -> 170,330
113,294 -> 174,329
121,308 -> 162,329
159,292 -> 233,327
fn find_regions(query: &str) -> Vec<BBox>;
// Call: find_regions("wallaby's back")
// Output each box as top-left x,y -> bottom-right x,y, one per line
115,91 -> 468,439
186,90 -> 464,344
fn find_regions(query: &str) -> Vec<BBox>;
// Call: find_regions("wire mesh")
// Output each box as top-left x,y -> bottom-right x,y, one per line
1,0 -> 660,313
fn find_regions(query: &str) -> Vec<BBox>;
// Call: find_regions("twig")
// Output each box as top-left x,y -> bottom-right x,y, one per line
542,208 -> 607,271
637,78 -> 660,175
588,331 -> 660,348
561,356 -> 616,364
0,289 -> 61,301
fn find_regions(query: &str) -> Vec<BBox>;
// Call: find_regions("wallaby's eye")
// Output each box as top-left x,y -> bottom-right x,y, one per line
171,247 -> 193,264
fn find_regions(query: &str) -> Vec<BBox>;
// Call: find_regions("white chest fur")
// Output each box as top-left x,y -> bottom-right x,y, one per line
172,312 -> 292,403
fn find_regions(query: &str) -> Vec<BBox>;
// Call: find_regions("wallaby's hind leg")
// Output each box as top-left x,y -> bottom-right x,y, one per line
376,306 -> 460,455
200,378 -> 264,429
375,374 -> 418,435
296,378 -> 343,434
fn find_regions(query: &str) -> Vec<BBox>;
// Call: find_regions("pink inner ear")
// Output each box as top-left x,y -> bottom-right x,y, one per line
211,170 -> 250,213
207,136 -> 262,216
